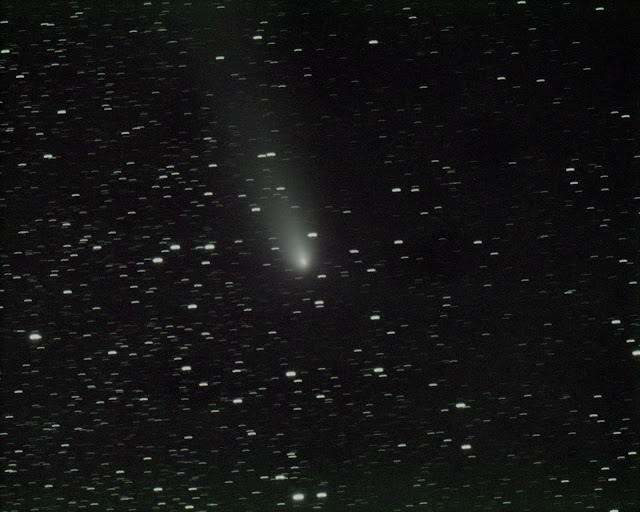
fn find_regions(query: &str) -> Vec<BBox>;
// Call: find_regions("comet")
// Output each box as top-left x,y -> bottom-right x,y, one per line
245,151 -> 317,273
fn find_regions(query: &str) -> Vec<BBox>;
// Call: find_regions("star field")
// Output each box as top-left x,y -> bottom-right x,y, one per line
1,1 -> 639,511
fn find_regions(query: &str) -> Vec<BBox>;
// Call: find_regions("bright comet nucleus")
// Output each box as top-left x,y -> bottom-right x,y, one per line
292,246 -> 311,270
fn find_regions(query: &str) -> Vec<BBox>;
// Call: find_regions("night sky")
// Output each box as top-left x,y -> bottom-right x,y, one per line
1,1 -> 639,511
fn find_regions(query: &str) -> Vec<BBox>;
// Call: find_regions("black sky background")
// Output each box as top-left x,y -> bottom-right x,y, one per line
1,1 -> 639,511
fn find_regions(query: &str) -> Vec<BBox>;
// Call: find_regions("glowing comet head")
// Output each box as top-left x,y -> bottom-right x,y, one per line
291,245 -> 311,271
271,206 -> 316,272
296,252 -> 309,269
284,236 -> 314,272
